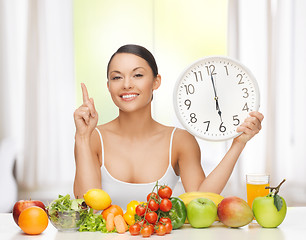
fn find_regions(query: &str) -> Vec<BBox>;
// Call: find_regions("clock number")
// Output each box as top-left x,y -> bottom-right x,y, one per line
205,65 -> 216,75
224,65 -> 229,76
203,121 -> 210,131
233,115 -> 240,126
184,84 -> 195,95
219,122 -> 226,133
242,88 -> 249,98
237,74 -> 244,84
194,71 -> 203,82
184,99 -> 191,110
242,103 -> 249,112
190,113 -> 197,123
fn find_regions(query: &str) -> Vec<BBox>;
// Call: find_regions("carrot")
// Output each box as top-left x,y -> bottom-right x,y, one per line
114,215 -> 128,234
106,213 -> 115,231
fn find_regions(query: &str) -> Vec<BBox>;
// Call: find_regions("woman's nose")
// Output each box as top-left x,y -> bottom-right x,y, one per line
123,77 -> 134,89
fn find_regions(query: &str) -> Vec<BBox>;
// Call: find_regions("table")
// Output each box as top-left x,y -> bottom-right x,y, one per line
1,207 -> 305,239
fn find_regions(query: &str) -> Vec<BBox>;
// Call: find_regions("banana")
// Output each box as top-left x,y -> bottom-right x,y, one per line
178,192 -> 224,222
178,192 -> 224,207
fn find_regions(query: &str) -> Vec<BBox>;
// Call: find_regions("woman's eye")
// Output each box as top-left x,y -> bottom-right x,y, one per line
111,76 -> 121,80
134,74 -> 143,78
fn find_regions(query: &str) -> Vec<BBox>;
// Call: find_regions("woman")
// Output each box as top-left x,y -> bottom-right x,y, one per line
73,44 -> 263,208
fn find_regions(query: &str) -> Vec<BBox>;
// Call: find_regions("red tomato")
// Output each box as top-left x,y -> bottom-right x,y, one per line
136,219 -> 145,226
147,192 -> 159,201
140,225 -> 152,238
156,224 -> 167,236
129,223 -> 141,236
160,198 -> 172,212
148,199 -> 159,211
158,186 -> 172,199
135,205 -> 146,217
147,224 -> 154,234
145,211 -> 158,224
165,222 -> 173,234
159,217 -> 172,225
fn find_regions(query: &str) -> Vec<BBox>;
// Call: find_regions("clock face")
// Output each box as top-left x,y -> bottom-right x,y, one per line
173,56 -> 260,141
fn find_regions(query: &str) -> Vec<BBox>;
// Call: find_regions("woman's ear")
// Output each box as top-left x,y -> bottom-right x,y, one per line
107,81 -> 110,91
153,74 -> 161,90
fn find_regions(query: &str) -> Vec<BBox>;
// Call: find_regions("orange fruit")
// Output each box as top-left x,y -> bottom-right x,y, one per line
18,206 -> 48,235
102,204 -> 123,220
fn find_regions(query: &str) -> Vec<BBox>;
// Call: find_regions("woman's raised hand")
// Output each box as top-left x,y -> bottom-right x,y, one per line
234,111 -> 264,144
73,83 -> 99,137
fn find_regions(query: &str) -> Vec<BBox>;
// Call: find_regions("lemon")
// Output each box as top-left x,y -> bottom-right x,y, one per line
83,189 -> 112,210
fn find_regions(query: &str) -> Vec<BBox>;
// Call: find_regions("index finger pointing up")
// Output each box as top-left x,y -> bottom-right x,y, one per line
81,83 -> 90,103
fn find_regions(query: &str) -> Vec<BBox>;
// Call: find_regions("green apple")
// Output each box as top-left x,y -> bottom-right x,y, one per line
252,195 -> 287,228
187,198 -> 217,228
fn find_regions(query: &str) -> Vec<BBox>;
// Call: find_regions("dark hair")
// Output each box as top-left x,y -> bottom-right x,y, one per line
107,44 -> 158,78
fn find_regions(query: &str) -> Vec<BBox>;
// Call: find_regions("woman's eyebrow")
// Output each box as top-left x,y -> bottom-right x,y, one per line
110,70 -> 121,74
110,67 -> 145,75
133,67 -> 145,71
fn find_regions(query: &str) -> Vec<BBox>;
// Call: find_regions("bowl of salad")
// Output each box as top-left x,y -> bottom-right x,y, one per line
47,194 -> 88,231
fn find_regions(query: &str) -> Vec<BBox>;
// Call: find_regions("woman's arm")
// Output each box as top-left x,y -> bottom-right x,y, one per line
178,111 -> 264,194
196,139 -> 245,193
73,83 -> 100,198
73,133 -> 101,198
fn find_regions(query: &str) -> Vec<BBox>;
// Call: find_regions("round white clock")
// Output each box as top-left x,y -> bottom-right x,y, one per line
173,56 -> 260,141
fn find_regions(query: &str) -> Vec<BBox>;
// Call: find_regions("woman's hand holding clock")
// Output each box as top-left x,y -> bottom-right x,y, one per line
234,111 -> 264,144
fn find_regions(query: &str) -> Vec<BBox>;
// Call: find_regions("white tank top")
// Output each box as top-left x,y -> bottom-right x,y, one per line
95,127 -> 180,209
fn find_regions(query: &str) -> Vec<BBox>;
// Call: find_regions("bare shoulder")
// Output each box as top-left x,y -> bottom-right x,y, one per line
174,128 -> 199,147
173,128 -> 200,157
94,121 -> 114,139
96,119 -> 117,134
92,121 -> 115,148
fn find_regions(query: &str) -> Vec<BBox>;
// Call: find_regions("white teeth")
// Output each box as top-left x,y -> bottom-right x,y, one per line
122,94 -> 138,99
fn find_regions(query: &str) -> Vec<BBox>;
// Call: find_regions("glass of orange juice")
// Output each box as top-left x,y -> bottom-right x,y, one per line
246,174 -> 270,208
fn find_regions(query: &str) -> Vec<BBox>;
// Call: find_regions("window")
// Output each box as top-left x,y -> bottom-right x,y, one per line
73,0 -> 228,125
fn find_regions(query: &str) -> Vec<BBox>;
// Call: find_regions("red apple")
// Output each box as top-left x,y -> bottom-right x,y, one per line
12,200 -> 46,225
217,196 -> 253,228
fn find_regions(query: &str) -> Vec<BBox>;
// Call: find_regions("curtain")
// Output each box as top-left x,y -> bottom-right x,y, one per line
227,0 -> 306,206
0,0 -> 75,201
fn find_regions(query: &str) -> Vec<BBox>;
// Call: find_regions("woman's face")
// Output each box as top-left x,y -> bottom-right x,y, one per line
107,53 -> 161,112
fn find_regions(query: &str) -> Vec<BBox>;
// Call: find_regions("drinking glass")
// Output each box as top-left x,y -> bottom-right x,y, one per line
246,174 -> 270,208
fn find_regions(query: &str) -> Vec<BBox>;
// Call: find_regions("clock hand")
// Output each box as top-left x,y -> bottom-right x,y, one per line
215,98 -> 223,122
210,74 -> 223,122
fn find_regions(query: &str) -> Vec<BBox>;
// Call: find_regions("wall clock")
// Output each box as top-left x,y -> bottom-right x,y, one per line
173,56 -> 260,141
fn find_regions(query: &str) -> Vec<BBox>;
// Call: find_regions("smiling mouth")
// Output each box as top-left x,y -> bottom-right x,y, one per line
120,94 -> 139,100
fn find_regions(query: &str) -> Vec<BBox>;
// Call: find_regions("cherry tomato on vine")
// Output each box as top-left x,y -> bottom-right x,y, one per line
145,211 -> 158,224
148,199 -> 159,211
158,186 -> 172,199
136,219 -> 145,226
160,198 -> 172,212
156,223 -> 167,236
136,205 -> 146,217
159,217 -> 172,225
129,223 -> 141,236
165,222 -> 173,234
147,224 -> 154,234
140,225 -> 152,237
147,192 -> 159,201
